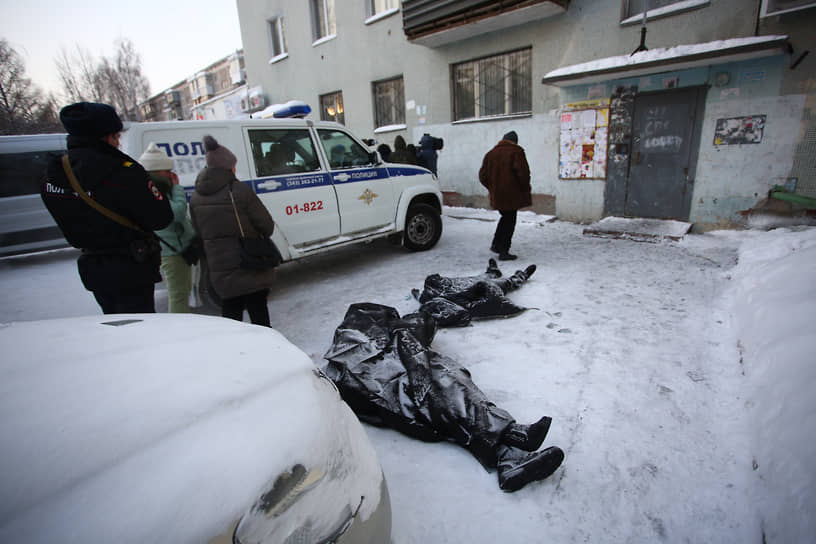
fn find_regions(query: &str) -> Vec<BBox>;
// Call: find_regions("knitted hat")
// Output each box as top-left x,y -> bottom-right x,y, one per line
60,102 -> 123,138
138,142 -> 174,171
503,131 -> 518,144
203,135 -> 237,170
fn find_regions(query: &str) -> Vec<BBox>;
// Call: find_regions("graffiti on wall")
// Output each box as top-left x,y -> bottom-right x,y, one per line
559,98 -> 610,179
713,115 -> 766,145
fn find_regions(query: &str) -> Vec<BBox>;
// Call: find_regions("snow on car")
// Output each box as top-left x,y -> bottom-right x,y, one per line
0,314 -> 390,543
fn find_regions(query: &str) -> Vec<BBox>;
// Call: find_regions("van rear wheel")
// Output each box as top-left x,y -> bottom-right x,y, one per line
403,204 -> 442,251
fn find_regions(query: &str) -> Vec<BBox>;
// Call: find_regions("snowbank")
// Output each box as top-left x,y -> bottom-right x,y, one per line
730,227 -> 816,542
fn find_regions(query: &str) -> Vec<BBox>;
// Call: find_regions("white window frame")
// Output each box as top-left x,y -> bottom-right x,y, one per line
267,16 -> 288,63
760,0 -> 816,17
620,0 -> 709,25
364,0 -> 399,24
311,0 -> 337,45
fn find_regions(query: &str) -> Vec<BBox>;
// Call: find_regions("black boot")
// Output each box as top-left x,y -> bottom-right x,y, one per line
501,416 -> 552,451
497,446 -> 564,492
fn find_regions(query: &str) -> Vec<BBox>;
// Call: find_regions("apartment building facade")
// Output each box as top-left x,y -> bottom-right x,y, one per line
140,50 -> 265,122
236,0 -> 815,230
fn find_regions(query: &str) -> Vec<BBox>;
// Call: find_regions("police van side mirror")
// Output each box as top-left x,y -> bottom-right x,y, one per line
368,151 -> 379,165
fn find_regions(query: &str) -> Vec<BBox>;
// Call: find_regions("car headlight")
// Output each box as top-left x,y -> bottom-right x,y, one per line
232,370 -> 390,544
233,463 -> 364,544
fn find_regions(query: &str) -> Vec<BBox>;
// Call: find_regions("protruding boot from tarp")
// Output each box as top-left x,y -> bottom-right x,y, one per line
497,445 -> 564,492
501,416 -> 552,451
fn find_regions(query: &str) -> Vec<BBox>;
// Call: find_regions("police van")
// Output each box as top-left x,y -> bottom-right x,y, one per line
120,118 -> 443,263
0,134 -> 70,257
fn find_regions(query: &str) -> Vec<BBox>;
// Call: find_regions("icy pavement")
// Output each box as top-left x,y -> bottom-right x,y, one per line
2,208 -> 813,543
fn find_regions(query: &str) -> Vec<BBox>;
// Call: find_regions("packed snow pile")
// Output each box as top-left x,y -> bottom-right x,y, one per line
729,227 -> 816,542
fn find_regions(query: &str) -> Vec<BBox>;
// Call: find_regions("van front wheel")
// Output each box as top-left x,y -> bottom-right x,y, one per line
403,204 -> 442,251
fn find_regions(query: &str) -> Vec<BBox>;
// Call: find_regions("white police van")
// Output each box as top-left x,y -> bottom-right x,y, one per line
120,117 -> 443,262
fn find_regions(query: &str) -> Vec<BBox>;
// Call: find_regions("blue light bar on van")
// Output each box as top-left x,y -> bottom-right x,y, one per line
271,101 -> 312,119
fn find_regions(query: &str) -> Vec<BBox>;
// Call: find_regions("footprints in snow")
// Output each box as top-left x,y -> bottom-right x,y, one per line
545,311 -> 572,334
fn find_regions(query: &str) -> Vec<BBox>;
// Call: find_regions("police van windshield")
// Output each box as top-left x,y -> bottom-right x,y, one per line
318,130 -> 373,170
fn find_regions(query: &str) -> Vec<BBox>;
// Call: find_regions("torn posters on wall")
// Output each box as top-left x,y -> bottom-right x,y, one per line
559,99 -> 609,179
713,115 -> 766,145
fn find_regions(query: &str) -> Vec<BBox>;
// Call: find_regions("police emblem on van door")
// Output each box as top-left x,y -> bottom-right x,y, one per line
358,188 -> 378,205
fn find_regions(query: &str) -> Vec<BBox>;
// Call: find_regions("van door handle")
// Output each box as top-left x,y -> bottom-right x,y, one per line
333,173 -> 350,182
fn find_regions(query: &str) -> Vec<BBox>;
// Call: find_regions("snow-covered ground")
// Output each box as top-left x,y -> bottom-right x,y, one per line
1,208 -> 813,543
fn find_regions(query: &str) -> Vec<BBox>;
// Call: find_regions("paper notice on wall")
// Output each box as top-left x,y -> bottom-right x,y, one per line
560,161 -> 580,179
559,104 -> 610,180
596,109 -> 609,128
582,109 -> 596,128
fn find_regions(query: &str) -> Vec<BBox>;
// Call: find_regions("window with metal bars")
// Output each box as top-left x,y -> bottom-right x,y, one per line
452,48 -> 531,122
320,91 -> 345,124
372,76 -> 404,128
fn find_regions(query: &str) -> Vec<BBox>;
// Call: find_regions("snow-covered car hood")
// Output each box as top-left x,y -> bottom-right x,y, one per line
0,314 -> 386,543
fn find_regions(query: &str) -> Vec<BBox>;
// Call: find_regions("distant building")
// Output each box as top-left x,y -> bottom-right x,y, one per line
140,50 -> 268,122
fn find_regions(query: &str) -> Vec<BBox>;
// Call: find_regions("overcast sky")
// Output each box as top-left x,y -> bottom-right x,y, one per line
2,0 -> 243,100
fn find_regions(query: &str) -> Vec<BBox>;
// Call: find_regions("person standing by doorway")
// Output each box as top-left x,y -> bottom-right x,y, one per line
478,131 -> 531,261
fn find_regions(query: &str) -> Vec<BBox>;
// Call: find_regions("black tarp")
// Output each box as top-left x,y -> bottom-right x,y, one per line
411,259 -> 537,326
323,303 -> 515,468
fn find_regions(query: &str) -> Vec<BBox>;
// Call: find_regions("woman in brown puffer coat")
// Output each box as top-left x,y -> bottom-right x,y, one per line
190,135 -> 276,326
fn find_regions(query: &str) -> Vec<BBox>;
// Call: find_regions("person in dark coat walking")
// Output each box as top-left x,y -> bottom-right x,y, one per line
41,102 -> 173,314
416,133 -> 443,175
190,135 -> 277,326
478,130 -> 532,261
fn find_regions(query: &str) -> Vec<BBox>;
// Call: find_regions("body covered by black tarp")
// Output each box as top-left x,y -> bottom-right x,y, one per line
411,259 -> 537,326
323,303 -> 515,469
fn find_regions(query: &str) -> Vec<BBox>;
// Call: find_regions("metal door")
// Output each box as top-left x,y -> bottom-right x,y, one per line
626,87 -> 704,219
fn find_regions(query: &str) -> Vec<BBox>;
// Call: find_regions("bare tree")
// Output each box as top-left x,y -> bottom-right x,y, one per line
55,44 -> 105,104
55,38 -> 150,122
0,40 -> 60,134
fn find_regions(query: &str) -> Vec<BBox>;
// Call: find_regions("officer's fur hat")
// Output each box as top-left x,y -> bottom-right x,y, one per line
60,102 -> 123,139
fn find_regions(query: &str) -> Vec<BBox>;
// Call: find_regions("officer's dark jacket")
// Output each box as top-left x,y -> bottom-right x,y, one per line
41,136 -> 172,250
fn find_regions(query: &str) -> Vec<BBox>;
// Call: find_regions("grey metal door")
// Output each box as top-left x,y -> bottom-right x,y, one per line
626,87 -> 704,219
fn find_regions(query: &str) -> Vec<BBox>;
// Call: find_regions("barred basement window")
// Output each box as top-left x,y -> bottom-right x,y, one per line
452,48 -> 531,122
372,76 -> 404,128
320,91 -> 345,124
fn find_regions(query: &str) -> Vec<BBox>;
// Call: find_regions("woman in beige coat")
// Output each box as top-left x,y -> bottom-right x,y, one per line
190,135 -> 276,326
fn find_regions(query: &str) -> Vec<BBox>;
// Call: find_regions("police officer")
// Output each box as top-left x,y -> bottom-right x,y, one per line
41,102 -> 173,314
